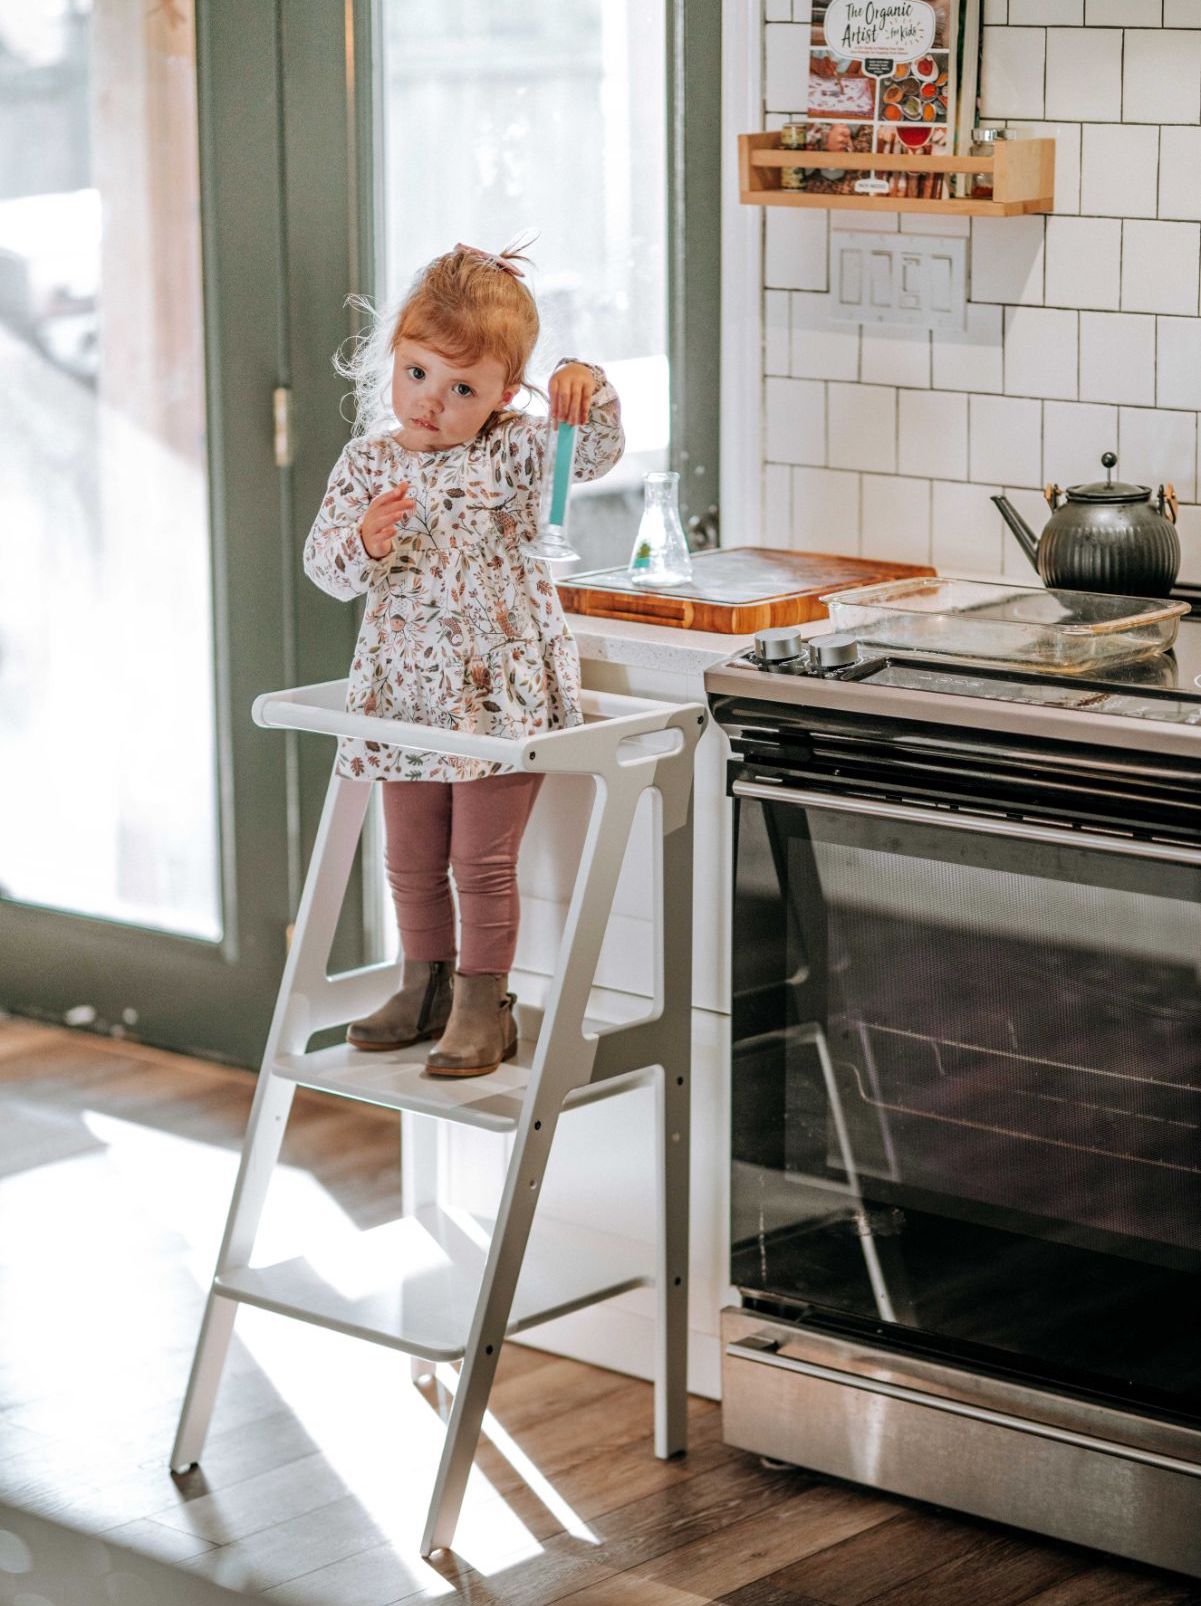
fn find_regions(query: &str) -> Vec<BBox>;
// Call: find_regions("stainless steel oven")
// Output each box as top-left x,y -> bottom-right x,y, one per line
707,630 -> 1201,1576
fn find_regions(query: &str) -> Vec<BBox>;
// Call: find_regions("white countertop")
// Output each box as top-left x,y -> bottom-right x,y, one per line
567,610 -> 833,676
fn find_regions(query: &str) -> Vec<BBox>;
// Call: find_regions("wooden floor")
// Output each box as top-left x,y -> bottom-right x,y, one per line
1,1017 -> 1198,1606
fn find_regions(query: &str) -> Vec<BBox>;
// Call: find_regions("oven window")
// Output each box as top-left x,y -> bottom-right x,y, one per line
732,795 -> 1201,1418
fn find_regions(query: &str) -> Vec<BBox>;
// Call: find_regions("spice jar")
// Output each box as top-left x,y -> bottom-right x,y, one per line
969,126 -> 1005,199
780,122 -> 807,190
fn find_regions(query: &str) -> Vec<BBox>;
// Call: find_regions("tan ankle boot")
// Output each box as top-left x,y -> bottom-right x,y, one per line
424,972 -> 518,1078
347,959 -> 453,1051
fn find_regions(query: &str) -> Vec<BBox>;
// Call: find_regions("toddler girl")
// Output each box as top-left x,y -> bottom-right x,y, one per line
304,244 -> 624,1077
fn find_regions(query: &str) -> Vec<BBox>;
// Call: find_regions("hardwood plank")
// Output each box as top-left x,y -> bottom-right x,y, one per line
386,1456 -> 820,1606
861,1528 -> 1086,1605
543,1482 -> 901,1606
742,1506 -> 1003,1604
1019,1564 -> 1201,1605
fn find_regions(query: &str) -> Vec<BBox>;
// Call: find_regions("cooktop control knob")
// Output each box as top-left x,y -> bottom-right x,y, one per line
754,626 -> 807,665
814,633 -> 859,670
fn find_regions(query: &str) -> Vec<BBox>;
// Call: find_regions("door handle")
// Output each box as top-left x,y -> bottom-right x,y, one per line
732,779 -> 1201,867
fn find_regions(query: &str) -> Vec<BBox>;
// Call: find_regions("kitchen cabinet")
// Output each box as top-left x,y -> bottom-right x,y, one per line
442,615 -> 763,1399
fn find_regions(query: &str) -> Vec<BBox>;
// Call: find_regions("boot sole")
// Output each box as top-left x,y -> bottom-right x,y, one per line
346,1027 -> 445,1053
423,1039 -> 519,1079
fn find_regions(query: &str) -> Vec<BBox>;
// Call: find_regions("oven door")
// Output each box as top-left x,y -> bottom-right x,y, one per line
731,760 -> 1201,1422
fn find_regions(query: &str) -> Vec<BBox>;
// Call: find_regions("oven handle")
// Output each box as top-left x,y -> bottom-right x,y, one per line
732,779 -> 1201,867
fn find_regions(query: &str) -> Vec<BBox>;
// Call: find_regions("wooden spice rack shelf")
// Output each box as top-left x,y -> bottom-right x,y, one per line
739,133 -> 1055,217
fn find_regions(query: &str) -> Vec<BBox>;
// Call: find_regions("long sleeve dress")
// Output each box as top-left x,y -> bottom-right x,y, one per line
303,363 -> 623,782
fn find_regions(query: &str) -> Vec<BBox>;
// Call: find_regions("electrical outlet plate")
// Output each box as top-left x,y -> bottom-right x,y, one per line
829,231 -> 967,330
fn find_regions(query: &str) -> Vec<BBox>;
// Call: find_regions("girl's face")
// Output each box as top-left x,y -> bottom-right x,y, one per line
391,339 -> 515,451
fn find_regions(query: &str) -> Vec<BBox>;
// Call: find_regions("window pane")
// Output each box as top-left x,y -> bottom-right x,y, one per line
0,0 -> 220,939
378,0 -> 667,571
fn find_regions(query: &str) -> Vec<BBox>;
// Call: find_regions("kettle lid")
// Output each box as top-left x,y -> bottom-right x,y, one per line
1066,451 -> 1150,504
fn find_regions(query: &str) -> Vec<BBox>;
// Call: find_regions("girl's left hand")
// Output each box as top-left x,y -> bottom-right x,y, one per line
549,363 -> 596,426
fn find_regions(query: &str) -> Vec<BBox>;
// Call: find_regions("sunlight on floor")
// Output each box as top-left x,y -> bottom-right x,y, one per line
63,1107 -> 600,1577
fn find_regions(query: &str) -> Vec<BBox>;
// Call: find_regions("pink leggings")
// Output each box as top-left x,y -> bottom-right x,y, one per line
381,772 -> 544,975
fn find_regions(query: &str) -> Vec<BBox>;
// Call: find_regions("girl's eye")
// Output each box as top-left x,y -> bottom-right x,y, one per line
452,382 -> 474,398
406,366 -> 425,381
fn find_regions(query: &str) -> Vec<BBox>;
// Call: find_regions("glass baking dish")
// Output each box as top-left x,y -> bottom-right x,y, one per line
821,577 -> 1189,673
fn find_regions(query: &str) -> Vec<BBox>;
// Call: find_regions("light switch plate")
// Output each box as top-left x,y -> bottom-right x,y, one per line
829,231 -> 967,330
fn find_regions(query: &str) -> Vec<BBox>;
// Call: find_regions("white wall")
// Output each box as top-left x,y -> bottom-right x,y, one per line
755,2 -> 1201,584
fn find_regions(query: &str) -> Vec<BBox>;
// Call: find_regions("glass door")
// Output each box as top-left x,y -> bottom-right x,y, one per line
0,1 -> 353,1065
373,0 -> 719,573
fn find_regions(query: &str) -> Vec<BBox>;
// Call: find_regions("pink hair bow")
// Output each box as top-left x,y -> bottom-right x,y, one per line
455,243 -> 524,278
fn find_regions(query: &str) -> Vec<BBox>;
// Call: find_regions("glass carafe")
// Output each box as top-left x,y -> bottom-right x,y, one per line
626,471 -> 693,588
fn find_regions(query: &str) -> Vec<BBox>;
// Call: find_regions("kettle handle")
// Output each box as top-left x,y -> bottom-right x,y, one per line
1159,483 -> 1179,524
1044,482 -> 1062,511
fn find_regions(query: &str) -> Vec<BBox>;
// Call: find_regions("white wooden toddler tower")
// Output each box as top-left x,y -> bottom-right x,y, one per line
170,678 -> 705,1555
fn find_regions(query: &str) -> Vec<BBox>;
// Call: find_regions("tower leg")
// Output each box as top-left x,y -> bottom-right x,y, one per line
171,771 -> 371,1469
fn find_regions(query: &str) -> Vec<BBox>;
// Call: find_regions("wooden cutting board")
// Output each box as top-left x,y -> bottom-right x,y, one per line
557,547 -> 936,633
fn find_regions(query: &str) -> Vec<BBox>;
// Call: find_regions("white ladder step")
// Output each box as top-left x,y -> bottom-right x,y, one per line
214,1205 -> 651,1361
274,979 -> 658,1130
274,1026 -> 650,1131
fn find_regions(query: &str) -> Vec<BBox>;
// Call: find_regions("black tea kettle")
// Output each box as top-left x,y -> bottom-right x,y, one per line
993,453 -> 1180,597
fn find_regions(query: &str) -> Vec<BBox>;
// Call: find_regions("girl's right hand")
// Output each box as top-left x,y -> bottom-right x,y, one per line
359,483 -> 415,559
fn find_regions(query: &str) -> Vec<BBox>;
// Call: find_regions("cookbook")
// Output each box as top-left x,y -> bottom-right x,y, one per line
791,0 -> 982,199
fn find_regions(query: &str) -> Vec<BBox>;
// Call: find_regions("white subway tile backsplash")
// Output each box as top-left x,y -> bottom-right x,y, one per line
1159,128 -> 1201,221
827,384 -> 897,472
932,303 -> 1004,393
1079,123 -> 1159,218
1121,220 -> 1200,315
765,376 -> 826,465
1176,503 -> 1201,581
899,390 -> 969,480
900,214 -> 971,237
1003,306 -> 1079,399
765,291 -> 790,376
1042,401 -> 1120,487
791,468 -> 860,554
1085,0 -> 1163,20
1045,29 -> 1123,122
1004,121 -> 1083,216
1079,311 -> 1157,403
752,11 -> 1201,586
764,23 -> 810,113
764,463 -> 792,545
1156,315 -> 1201,408
1119,406 -> 1198,499
1044,216 -> 1121,309
861,326 -> 931,388
861,476 -> 932,564
969,394 -> 1043,485
790,292 -> 860,381
932,481 -> 1007,574
980,27 -> 1047,119
970,216 -> 1045,305
1012,0 -> 1081,17
1123,32 -> 1201,125
765,208 -> 828,291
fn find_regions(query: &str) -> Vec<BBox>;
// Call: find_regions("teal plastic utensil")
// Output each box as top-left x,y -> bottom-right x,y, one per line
527,420 -> 580,563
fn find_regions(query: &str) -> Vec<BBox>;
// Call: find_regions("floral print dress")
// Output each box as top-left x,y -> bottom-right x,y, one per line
304,363 -> 623,782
